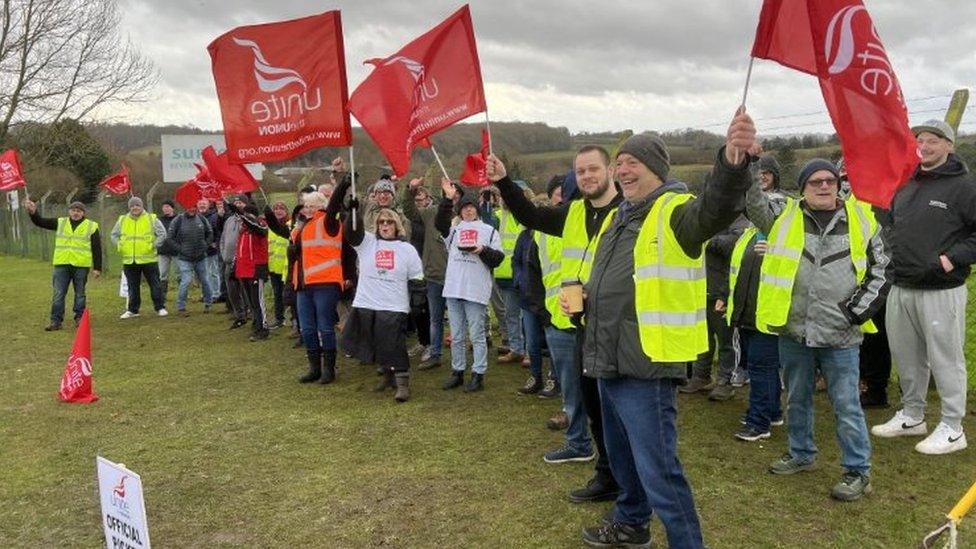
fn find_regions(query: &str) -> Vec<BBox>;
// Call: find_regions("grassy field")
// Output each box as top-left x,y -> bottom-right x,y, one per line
2,254 -> 976,548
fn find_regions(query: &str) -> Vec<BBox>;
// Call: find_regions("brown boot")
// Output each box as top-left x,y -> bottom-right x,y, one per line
497,351 -> 524,364
374,368 -> 396,392
394,372 -> 410,403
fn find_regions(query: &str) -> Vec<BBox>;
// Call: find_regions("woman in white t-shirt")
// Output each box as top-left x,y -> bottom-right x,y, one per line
339,205 -> 424,403
435,178 -> 505,393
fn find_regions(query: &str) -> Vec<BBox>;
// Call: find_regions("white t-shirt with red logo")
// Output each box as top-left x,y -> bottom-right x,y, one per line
442,220 -> 501,305
352,232 -> 424,313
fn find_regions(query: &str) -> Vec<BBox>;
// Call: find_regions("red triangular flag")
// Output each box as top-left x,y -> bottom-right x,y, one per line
751,0 -> 918,207
99,165 -> 132,195
202,146 -> 259,193
58,309 -> 98,404
0,149 -> 27,192
460,129 -> 490,187
348,5 -> 487,177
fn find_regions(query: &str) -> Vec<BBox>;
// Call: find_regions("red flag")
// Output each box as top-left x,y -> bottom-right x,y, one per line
174,164 -> 224,209
58,309 -> 98,404
348,5 -> 487,177
751,0 -> 918,208
202,146 -> 259,193
460,129 -> 491,187
208,11 -> 352,164
0,149 -> 27,192
99,165 -> 132,195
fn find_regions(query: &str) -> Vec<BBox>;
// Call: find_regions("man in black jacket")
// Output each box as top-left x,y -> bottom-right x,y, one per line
872,120 -> 976,455
169,201 -> 214,315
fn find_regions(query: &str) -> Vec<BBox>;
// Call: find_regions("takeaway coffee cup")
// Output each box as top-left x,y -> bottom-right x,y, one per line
560,281 -> 584,314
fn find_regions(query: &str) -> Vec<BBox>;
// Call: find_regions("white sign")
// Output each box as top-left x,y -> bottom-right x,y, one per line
97,456 -> 151,549
160,134 -> 263,183
7,189 -> 19,210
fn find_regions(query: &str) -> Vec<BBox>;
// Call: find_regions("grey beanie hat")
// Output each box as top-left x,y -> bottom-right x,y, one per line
757,155 -> 781,188
617,133 -> 670,182
797,159 -> 840,191
373,180 -> 396,194
68,201 -> 86,212
128,197 -> 144,209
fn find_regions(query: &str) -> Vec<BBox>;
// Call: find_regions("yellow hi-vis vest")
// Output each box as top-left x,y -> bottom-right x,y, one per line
494,208 -> 521,279
633,193 -> 708,362
118,213 -> 158,265
268,232 -> 289,276
755,198 -> 878,335
726,226 -> 759,326
53,217 -> 97,267
535,231 -> 573,330
561,199 -> 616,285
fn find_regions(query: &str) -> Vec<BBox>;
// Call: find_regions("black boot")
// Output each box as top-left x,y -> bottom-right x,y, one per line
464,372 -> 484,393
394,372 -> 411,403
319,350 -> 337,384
299,351 -> 321,383
568,472 -> 620,503
374,368 -> 396,392
442,370 -> 464,390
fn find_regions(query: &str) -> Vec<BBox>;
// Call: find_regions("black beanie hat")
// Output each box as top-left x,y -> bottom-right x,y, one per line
455,192 -> 479,216
617,133 -> 670,182
797,159 -> 840,191
757,155 -> 781,188
546,175 -> 565,198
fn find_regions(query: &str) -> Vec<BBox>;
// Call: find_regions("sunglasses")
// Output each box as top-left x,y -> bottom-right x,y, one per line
807,177 -> 838,187
377,219 -> 396,226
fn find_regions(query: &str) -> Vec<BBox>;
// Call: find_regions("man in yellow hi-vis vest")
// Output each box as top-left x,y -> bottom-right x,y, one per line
746,158 -> 890,503
111,197 -> 168,319
25,198 -> 102,331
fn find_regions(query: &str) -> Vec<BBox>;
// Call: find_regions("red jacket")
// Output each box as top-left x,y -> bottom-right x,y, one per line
235,216 -> 269,279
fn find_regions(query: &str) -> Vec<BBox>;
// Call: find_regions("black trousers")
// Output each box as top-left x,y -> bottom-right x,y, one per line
859,304 -> 891,397
241,277 -> 267,333
223,262 -> 248,321
410,289 -> 431,347
123,263 -> 165,313
269,273 -> 286,324
576,329 -> 613,481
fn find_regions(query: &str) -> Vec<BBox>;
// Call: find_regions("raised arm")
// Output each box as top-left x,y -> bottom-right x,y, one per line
486,155 -> 569,236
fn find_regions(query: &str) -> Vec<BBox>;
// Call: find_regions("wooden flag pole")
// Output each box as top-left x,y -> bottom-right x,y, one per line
483,110 -> 494,157
349,146 -> 357,231
428,144 -> 452,182
733,57 -> 756,166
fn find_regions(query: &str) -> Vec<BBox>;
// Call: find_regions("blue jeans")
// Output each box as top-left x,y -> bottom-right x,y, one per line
426,280 -> 447,358
600,377 -> 704,548
177,259 -> 213,310
297,285 -> 340,352
547,326 -> 591,454
499,285 -> 524,354
780,338 -> 871,474
446,298 -> 488,374
742,329 -> 782,431
522,308 -> 545,380
51,265 -> 89,324
205,254 -> 221,296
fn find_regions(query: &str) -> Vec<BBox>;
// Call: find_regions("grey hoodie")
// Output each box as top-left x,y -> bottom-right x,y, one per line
219,215 -> 241,264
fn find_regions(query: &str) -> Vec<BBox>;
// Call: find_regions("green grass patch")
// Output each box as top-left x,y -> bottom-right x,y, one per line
2,255 -> 976,547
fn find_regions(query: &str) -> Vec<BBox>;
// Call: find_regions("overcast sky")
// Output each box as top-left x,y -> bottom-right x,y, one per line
105,0 -> 976,136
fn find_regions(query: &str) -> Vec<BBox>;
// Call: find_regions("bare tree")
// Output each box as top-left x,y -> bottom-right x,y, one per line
0,0 -> 158,143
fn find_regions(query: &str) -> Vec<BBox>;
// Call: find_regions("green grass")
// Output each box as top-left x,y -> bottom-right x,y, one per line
2,254 -> 976,547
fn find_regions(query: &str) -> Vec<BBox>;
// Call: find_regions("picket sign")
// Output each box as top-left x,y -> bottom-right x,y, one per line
97,456 -> 151,549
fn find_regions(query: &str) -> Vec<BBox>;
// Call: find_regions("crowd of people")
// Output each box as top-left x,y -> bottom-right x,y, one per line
23,112 -> 976,548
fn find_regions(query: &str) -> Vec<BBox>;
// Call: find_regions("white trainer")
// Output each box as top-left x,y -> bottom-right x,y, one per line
915,422 -> 967,455
119,311 -> 139,319
157,308 -> 169,317
871,410 -> 927,438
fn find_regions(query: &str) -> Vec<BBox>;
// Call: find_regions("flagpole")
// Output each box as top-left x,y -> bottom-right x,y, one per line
428,144 -> 452,182
483,110 -> 494,157
733,57 -> 756,165
349,145 -> 357,231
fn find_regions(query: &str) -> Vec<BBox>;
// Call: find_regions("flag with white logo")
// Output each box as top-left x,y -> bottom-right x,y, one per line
58,308 -> 98,404
751,0 -> 918,208
208,11 -> 352,164
99,165 -> 132,195
0,149 -> 27,192
348,5 -> 487,177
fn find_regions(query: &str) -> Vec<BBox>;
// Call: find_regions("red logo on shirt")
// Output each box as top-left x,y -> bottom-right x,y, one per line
459,229 -> 478,247
375,249 -> 395,271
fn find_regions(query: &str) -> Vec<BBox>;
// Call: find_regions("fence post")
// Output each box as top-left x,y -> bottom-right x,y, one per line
65,187 -> 79,206
38,189 -> 54,260
146,181 -> 161,213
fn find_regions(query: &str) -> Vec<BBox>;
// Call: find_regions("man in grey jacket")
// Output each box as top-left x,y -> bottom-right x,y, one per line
747,158 -> 890,502
169,201 -> 214,315
218,195 -> 249,327
556,110 -> 757,549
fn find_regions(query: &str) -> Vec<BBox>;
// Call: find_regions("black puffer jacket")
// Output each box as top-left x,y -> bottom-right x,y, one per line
889,154 -> 976,289
168,212 -> 213,262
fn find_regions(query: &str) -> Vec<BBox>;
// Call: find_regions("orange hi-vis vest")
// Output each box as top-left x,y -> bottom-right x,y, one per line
295,210 -> 343,287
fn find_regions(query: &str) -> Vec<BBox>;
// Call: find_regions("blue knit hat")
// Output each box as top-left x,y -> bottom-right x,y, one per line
797,159 -> 840,191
